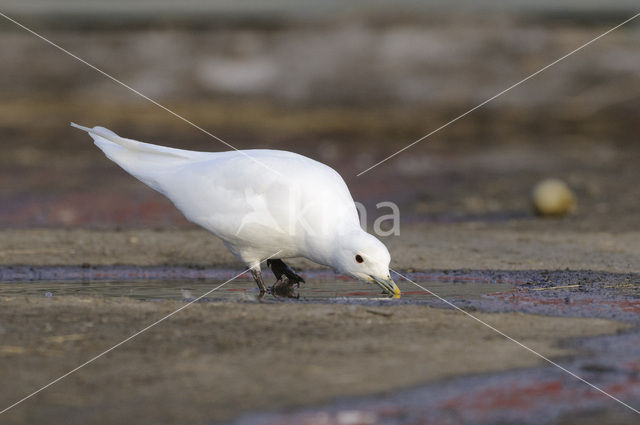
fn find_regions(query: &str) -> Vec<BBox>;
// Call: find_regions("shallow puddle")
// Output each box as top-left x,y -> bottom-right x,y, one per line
0,278 -> 514,302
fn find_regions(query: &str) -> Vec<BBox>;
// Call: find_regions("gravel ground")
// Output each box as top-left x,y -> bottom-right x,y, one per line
0,293 -> 631,425
1,224 -> 640,274
2,12 -> 640,425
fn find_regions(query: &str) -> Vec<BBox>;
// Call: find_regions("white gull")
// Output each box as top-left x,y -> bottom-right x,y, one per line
71,123 -> 400,296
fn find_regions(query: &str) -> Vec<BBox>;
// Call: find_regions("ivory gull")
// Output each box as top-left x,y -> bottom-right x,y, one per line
71,123 -> 400,297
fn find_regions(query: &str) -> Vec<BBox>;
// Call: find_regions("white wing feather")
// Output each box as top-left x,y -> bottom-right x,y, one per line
72,123 -> 359,263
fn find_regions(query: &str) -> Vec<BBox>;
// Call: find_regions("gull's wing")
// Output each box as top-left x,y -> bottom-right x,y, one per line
159,148 -> 360,259
73,123 -> 359,261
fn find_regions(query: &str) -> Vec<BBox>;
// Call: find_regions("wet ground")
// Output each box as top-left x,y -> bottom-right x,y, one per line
2,9 -> 640,425
1,266 -> 640,424
0,270 -> 515,301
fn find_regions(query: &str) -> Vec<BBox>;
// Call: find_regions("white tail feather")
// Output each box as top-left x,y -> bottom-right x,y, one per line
70,123 -> 195,159
71,122 -> 204,193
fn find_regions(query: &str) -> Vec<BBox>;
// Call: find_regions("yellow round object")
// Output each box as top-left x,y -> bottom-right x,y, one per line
532,179 -> 576,216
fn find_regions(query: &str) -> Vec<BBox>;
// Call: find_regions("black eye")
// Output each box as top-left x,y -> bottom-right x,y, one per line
355,255 -> 364,263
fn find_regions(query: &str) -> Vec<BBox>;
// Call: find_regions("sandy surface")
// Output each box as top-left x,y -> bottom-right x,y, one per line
2,13 -> 640,424
2,224 -> 640,274
0,296 -> 629,425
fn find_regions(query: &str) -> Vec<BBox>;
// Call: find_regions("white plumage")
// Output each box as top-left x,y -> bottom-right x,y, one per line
72,123 -> 399,296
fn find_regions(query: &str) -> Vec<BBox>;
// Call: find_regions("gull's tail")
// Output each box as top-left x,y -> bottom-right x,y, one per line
71,123 -> 204,193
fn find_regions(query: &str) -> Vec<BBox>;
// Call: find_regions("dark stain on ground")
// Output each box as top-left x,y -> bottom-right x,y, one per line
210,269 -> 640,425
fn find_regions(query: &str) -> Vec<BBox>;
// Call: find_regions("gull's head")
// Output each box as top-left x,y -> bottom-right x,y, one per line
333,230 -> 400,297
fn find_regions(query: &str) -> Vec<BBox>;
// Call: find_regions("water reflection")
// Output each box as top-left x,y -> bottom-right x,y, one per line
0,278 -> 515,302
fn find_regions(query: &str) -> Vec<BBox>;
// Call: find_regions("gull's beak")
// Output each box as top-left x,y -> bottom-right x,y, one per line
371,275 -> 401,297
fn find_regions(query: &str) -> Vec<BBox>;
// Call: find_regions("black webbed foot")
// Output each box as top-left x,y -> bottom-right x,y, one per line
270,277 -> 300,298
267,259 -> 305,288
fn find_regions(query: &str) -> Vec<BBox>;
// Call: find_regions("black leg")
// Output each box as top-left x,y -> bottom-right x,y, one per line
250,267 -> 267,293
267,259 -> 305,287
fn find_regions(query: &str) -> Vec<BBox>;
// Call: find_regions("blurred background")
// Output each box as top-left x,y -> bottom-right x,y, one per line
1,0 -> 639,230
